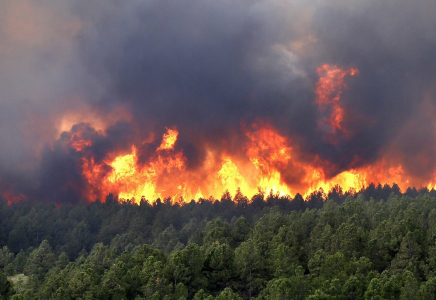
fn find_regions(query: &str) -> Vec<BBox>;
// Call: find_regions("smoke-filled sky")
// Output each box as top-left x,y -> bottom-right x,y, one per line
1,0 -> 436,203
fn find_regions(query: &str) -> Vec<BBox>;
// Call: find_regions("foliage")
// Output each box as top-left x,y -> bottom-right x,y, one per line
1,185 -> 436,298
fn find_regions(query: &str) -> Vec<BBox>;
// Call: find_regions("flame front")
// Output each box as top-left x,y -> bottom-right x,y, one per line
76,121 -> 420,204
83,138 -> 186,202
4,63 -> 434,205
73,64 -> 430,203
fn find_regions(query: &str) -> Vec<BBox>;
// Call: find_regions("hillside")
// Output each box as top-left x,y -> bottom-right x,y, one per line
0,185 -> 436,299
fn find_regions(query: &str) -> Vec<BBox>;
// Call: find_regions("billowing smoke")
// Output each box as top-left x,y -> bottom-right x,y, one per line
1,0 -> 436,203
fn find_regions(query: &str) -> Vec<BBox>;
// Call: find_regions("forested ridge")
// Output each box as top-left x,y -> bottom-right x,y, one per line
1,184 -> 436,299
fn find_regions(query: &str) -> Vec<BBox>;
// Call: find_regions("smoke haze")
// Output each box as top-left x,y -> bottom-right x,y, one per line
1,0 -> 436,203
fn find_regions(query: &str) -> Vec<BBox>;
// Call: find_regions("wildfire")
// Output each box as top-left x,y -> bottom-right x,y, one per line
316,64 -> 359,137
95,137 -> 186,202
67,61 -> 425,204
74,119 -> 418,204
243,122 -> 293,196
4,63 -> 435,205
157,128 -> 178,151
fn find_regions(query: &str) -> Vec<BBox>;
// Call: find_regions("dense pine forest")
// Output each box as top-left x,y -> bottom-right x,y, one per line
1,184 -> 436,299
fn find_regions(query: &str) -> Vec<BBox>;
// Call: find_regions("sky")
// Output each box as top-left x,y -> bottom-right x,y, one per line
1,0 -> 436,203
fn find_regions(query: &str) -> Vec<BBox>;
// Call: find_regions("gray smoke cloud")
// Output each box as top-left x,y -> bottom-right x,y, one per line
1,0 -> 435,202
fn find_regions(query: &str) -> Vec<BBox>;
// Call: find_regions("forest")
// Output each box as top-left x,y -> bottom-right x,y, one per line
1,184 -> 436,299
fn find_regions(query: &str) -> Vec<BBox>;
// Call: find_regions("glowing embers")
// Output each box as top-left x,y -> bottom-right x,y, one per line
315,64 -> 359,139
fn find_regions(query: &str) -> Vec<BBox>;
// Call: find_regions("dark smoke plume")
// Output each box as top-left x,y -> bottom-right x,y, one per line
1,0 -> 436,203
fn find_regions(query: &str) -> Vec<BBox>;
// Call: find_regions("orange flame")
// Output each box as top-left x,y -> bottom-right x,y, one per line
243,122 -> 293,196
5,63 -> 436,205
316,64 -> 358,137
75,120 -> 423,204
157,128 -> 178,151
81,132 -> 187,202
60,64 -> 436,204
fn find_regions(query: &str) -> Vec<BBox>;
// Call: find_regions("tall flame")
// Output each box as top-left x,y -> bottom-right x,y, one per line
243,122 -> 293,196
84,135 -> 187,202
157,128 -> 178,151
76,120 -> 422,204
4,64 -> 435,205
316,64 -> 358,137
71,59 -> 427,204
